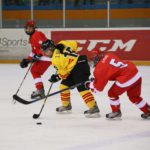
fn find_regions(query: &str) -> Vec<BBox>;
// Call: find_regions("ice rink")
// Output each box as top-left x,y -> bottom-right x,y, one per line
0,64 -> 150,150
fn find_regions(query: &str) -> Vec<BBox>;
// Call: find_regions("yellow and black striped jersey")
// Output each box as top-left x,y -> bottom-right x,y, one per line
52,40 -> 79,79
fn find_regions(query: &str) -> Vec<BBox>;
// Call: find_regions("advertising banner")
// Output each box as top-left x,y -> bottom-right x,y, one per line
0,29 -> 30,60
51,29 -> 150,61
0,29 -> 50,60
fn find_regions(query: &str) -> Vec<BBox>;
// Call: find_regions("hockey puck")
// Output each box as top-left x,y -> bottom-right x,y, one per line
36,122 -> 42,125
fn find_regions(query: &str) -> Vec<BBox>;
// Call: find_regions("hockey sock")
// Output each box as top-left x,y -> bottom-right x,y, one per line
33,77 -> 44,90
109,98 -> 120,112
60,84 -> 71,106
79,90 -> 96,109
134,99 -> 149,114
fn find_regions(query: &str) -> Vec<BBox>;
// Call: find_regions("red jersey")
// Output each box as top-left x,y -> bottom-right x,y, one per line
27,30 -> 47,60
93,53 -> 141,91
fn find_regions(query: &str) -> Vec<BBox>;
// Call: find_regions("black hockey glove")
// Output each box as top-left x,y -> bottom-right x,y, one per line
32,54 -> 42,62
49,74 -> 61,83
20,59 -> 30,68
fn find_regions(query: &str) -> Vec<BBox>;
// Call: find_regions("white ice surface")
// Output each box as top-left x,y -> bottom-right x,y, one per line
0,64 -> 150,150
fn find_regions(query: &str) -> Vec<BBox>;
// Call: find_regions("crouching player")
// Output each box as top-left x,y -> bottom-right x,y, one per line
41,39 -> 100,118
85,50 -> 150,119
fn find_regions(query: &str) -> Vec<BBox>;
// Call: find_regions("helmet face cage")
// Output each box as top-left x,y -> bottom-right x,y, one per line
88,50 -> 103,68
93,56 -> 100,66
25,28 -> 35,35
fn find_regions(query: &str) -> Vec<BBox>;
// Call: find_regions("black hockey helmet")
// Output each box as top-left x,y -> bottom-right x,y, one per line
41,39 -> 55,52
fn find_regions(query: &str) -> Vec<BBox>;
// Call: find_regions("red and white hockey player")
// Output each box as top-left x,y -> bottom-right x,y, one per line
20,20 -> 51,99
85,50 -> 150,119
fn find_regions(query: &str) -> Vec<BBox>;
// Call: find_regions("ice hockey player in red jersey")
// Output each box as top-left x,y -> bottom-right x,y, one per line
85,50 -> 150,119
20,20 -> 51,99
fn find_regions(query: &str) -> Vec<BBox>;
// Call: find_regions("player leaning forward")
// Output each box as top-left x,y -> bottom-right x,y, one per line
85,50 -> 150,119
20,20 -> 51,99
41,39 -> 100,118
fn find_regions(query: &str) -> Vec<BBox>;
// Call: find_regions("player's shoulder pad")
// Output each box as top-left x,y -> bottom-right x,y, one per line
59,40 -> 78,53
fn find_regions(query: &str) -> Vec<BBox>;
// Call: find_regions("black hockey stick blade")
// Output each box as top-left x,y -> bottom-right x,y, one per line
33,102 -> 46,119
13,94 -> 38,104
13,82 -> 84,105
33,113 -> 40,119
33,103 -> 45,119
32,76 -> 54,119
32,104 -> 46,119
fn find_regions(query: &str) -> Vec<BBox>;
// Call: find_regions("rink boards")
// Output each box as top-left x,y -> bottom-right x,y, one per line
0,28 -> 150,65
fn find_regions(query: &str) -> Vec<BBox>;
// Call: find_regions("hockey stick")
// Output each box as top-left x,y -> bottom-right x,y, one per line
13,63 -> 32,104
33,70 -> 58,119
13,82 -> 83,105
32,52 -> 78,117
32,81 -> 54,119
32,83 -> 53,119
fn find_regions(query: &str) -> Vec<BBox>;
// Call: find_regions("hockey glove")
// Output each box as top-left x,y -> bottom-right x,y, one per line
49,74 -> 61,83
32,54 -> 42,62
20,59 -> 30,68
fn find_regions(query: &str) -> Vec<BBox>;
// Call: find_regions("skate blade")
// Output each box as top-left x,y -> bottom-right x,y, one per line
84,113 -> 100,118
106,116 -> 122,120
56,110 -> 72,114
141,116 -> 150,120
31,95 -> 45,99
31,96 -> 40,99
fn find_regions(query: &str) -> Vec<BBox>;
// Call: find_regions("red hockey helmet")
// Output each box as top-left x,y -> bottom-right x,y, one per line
88,49 -> 103,67
88,49 -> 101,61
24,20 -> 36,28
24,20 -> 36,35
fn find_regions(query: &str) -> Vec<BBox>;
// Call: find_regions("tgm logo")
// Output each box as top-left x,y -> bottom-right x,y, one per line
0,37 -> 28,47
76,39 -> 136,52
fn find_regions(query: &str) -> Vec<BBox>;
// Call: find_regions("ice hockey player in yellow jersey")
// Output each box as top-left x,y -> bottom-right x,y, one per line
51,40 -> 79,79
41,39 -> 100,118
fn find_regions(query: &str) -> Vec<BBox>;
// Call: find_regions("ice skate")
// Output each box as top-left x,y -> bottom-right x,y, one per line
84,104 -> 100,118
141,105 -> 150,119
56,104 -> 72,114
106,110 -> 122,119
31,88 -> 45,99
